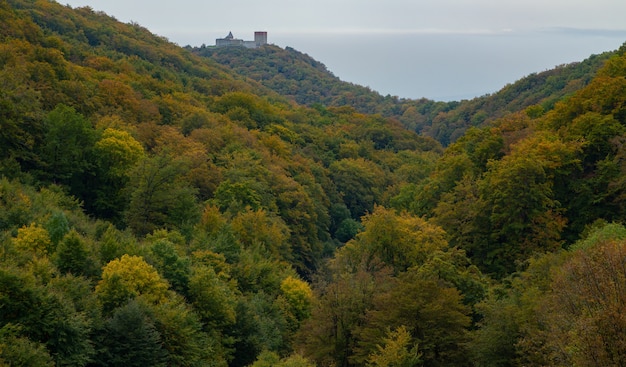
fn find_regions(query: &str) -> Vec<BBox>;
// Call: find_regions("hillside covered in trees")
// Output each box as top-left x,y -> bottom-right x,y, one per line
195,43 -> 615,145
2,1 -> 626,366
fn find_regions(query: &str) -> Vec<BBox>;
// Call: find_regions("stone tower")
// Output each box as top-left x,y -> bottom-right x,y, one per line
254,31 -> 268,47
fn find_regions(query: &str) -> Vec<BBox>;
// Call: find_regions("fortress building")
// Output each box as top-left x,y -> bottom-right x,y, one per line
216,31 -> 267,48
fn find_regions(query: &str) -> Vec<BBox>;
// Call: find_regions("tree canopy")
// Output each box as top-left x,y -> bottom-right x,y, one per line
1,0 -> 626,366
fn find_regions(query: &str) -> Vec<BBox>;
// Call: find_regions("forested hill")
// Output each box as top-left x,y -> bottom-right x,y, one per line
0,0 -> 441,365
0,0 -> 441,275
193,44 -> 404,115
195,43 -> 616,145
3,0 -> 626,366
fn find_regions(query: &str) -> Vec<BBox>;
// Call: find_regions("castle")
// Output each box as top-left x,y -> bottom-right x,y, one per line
216,31 -> 268,48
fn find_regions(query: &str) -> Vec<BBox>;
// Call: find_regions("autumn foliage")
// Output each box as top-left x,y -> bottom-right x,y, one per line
1,0 -> 626,366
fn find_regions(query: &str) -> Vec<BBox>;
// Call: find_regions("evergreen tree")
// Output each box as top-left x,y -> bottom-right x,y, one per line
94,301 -> 168,367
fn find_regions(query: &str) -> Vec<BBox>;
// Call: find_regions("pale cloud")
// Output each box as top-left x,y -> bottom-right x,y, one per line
63,0 -> 626,45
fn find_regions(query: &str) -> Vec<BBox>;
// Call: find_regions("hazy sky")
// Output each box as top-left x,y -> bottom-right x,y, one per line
60,0 -> 626,100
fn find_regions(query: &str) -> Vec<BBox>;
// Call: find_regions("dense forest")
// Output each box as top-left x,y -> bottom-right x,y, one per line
1,0 -> 626,366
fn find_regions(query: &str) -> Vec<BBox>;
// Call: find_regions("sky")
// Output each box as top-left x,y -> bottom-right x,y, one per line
61,0 -> 626,100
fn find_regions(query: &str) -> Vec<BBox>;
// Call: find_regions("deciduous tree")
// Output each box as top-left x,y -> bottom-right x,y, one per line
125,153 -> 199,236
40,104 -> 97,192
96,254 -> 169,312
330,158 -> 387,219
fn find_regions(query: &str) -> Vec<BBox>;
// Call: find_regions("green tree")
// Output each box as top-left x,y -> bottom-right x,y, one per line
149,238 -> 191,295
95,128 -> 145,179
431,174 -> 486,252
228,292 -> 293,367
214,180 -> 263,214
0,65 -> 44,178
54,229 -> 95,276
334,218 -> 364,243
44,210 -> 69,247
0,267 -> 94,367
556,113 -> 626,241
230,208 -> 291,261
228,245 -> 289,294
269,168 -> 325,275
97,223 -> 137,265
478,133 -> 577,276
355,268 -> 471,367
344,206 -> 449,273
298,264 -> 386,367
469,289 -> 522,367
94,300 -> 168,367
0,325 -> 53,367
525,232 -> 626,366
150,298 -> 223,367
0,178 -> 33,232
212,92 -> 282,129
300,207 -> 483,367
330,158 -> 387,219
468,250 -> 568,367
125,153 -> 199,236
401,151 -> 475,217
40,104 -> 97,193
188,265 -> 237,329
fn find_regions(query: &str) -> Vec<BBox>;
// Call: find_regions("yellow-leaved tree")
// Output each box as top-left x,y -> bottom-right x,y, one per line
367,326 -> 422,367
13,223 -> 52,257
92,127 -> 145,219
96,254 -> 169,313
279,275 -> 313,327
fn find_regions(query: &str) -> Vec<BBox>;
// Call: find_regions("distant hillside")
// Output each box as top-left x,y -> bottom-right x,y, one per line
422,51 -> 617,144
192,44 -> 405,115
194,43 -> 617,145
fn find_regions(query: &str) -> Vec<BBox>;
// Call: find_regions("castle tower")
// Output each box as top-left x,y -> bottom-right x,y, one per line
254,31 -> 268,47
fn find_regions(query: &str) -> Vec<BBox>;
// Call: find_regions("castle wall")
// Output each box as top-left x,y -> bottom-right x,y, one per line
216,32 -> 267,48
216,38 -> 243,47
243,40 -> 257,48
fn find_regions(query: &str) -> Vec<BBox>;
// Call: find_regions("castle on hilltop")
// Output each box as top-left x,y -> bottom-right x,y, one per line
216,31 -> 268,48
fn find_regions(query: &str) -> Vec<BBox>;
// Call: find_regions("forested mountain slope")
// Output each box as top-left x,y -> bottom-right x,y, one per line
0,1 -> 439,365
2,0 -> 626,366
196,43 -> 615,145
193,44 -> 404,115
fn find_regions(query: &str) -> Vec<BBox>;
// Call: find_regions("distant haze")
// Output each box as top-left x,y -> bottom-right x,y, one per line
61,0 -> 626,101
269,31 -> 626,101
171,29 -> 626,101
